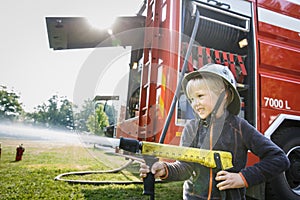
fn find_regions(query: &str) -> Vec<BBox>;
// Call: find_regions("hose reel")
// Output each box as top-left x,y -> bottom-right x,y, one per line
184,0 -> 250,54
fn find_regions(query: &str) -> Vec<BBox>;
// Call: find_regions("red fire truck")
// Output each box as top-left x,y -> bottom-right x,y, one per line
114,1 -> 300,199
46,0 -> 300,199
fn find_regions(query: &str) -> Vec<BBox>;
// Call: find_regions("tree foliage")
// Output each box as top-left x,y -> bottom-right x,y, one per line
73,99 -> 94,132
0,85 -> 117,135
73,99 -> 117,133
29,95 -> 74,130
0,86 -> 24,121
86,104 -> 109,135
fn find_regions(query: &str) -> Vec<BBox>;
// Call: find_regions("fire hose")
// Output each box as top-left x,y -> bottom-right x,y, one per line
119,138 -> 232,170
55,138 -> 232,183
54,152 -> 146,185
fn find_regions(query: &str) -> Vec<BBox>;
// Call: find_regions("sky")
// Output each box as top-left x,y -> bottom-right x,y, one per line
0,0 -> 143,112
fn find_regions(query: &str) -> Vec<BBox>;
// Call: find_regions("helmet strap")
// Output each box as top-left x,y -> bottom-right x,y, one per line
211,90 -> 226,119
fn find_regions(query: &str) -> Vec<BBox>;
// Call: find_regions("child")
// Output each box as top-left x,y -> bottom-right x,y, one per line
139,63 -> 290,199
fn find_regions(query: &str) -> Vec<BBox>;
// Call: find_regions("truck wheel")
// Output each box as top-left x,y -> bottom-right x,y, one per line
266,127 -> 300,200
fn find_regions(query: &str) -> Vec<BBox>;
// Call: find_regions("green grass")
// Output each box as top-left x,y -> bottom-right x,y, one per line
0,139 -> 183,200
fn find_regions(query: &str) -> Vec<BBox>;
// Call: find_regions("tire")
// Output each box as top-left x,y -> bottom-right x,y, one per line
266,127 -> 300,200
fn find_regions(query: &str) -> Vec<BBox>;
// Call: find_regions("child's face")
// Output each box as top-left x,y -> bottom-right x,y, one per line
187,79 -> 219,119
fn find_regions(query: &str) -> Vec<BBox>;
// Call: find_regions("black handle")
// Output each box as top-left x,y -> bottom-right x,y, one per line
143,172 -> 155,197
119,138 -> 158,199
143,156 -> 159,200
119,137 -> 141,153
214,153 -> 226,200
214,152 -> 223,170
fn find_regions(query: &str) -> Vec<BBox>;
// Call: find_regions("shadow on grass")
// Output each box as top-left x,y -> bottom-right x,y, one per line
81,182 -> 183,200
82,187 -> 148,200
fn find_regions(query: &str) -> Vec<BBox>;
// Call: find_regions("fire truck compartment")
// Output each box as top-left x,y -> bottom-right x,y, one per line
183,0 -> 251,54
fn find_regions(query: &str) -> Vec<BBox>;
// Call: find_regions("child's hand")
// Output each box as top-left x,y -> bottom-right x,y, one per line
139,162 -> 166,179
215,171 -> 246,190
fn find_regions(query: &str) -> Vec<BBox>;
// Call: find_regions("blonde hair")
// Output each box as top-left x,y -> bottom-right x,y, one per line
186,74 -> 233,106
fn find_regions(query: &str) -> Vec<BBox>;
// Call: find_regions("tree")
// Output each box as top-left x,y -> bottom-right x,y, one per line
28,103 -> 48,124
86,104 -> 109,135
0,86 -> 24,121
59,99 -> 74,130
29,95 -> 74,129
47,95 -> 60,126
73,99 -> 94,132
73,99 -> 118,133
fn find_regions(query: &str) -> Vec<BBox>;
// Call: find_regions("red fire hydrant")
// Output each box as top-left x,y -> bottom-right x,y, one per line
16,144 -> 25,161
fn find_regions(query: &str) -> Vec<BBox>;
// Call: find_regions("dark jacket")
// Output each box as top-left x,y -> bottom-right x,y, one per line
163,113 -> 290,200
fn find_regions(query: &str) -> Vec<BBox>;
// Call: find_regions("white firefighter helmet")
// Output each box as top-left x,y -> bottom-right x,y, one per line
182,63 -> 241,115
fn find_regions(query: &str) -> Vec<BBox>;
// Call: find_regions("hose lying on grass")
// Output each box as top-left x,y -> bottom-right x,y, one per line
54,151 -> 161,185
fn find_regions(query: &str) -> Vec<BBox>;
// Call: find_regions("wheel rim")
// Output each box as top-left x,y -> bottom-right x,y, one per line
285,145 -> 300,195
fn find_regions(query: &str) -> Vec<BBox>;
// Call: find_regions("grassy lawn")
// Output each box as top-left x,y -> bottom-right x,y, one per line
0,139 -> 183,200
